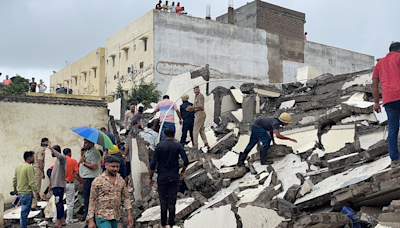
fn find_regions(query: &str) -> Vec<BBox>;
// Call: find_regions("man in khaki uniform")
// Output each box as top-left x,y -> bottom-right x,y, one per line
124,105 -> 135,130
187,86 -> 210,149
31,137 -> 49,210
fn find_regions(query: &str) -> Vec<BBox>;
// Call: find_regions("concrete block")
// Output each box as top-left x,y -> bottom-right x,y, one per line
360,143 -> 388,161
230,89 -> 244,103
209,132 -> 236,154
137,198 -> 200,223
184,169 -> 217,198
254,88 -> 280,98
341,114 -> 377,124
321,125 -> 355,153
275,126 -> 319,152
219,167 -> 248,179
279,100 -> 296,110
342,99 -> 374,114
184,205 -> 237,228
284,184 -> 301,203
296,65 -> 323,82
242,94 -> 256,123
239,179 -> 259,191
359,128 -> 388,150
190,191 -> 238,217
297,179 -> 313,198
231,109 -> 243,122
191,192 -> 208,205
293,213 -> 350,228
221,94 -> 241,113
238,205 -> 285,228
107,98 -> 122,120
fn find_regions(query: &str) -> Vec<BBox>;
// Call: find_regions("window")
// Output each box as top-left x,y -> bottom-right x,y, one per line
125,49 -> 129,61
94,69 -> 97,78
84,73 -> 87,82
112,57 -> 115,67
144,39 -> 147,52
140,62 -> 144,69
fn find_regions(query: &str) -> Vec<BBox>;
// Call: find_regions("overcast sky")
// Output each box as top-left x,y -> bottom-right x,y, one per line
1,0 -> 399,88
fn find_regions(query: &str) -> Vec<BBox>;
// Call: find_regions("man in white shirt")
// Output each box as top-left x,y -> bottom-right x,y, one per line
170,2 -> 176,13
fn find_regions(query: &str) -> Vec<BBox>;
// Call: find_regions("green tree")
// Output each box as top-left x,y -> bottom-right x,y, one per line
113,80 -> 124,99
0,76 -> 29,94
126,80 -> 161,108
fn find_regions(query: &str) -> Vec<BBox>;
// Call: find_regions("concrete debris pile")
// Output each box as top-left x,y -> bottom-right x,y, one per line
123,69 -> 400,228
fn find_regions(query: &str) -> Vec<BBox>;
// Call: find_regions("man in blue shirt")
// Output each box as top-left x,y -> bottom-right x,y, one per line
179,94 -> 195,146
149,128 -> 189,228
237,113 -> 297,166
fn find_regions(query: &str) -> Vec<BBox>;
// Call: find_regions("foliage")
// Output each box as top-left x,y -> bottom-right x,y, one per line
113,80 -> 124,99
126,80 -> 161,109
0,76 -> 29,94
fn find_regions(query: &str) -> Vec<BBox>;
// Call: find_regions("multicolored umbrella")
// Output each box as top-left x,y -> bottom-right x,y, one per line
70,126 -> 114,150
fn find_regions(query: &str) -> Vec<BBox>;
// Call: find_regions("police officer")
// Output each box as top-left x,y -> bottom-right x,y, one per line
179,94 -> 195,146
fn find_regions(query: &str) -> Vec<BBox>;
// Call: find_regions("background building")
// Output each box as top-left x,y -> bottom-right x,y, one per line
50,47 -> 105,96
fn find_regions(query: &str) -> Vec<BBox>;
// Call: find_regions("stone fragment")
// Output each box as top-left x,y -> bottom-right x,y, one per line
360,142 -> 388,161
184,205 -> 237,228
342,99 -> 374,114
308,153 -> 322,167
218,167 -> 248,179
223,179 -> 231,188
297,179 -> 313,198
252,186 -> 278,203
184,169 -> 217,198
191,192 -> 208,205
211,151 -> 239,169
209,132 -> 236,154
284,184 -> 301,203
238,205 -> 285,228
279,100 -> 296,110
137,198 -> 200,224
238,179 -> 259,191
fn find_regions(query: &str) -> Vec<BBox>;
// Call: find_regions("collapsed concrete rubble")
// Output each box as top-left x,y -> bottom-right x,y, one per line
120,68 -> 400,228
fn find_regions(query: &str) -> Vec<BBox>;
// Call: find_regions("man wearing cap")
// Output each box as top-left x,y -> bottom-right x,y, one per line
31,138 -> 49,210
187,86 -> 210,149
237,113 -> 297,166
179,94 -> 195,146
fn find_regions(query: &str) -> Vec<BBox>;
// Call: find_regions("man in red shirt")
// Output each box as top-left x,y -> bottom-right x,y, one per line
373,42 -> 400,168
176,2 -> 182,14
155,0 -> 162,10
3,75 -> 12,85
63,148 -> 79,224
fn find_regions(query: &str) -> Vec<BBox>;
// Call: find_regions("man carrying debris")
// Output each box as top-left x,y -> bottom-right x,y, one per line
124,105 -> 135,130
87,156 -> 133,228
373,42 -> 400,168
187,86 -> 210,149
79,139 -> 101,223
13,151 -> 40,228
154,95 -> 183,140
31,137 -> 49,210
237,113 -> 297,166
149,128 -> 189,228
48,144 -> 67,228
179,93 -> 195,146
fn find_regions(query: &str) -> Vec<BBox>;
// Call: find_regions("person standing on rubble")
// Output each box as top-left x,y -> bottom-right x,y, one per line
237,113 -> 297,166
79,139 -> 101,224
62,148 -> 79,224
48,144 -> 67,228
153,95 -> 183,141
179,93 -> 195,146
13,151 -> 40,228
31,137 -> 49,210
124,105 -> 135,130
149,128 -> 189,228
373,42 -> 400,168
87,155 -> 133,228
130,106 -> 144,130
187,86 -> 210,149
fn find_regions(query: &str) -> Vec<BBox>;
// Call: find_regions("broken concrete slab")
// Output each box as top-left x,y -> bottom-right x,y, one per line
327,153 -> 361,170
342,99 -> 375,114
232,134 -> 257,156
271,154 -> 308,198
341,113 -> 377,124
184,204 -> 237,228
293,213 -> 350,228
190,191 -> 238,217
231,109 -> 243,122
279,100 -> 296,110
284,184 -> 301,203
218,167 -> 248,179
184,169 -> 217,198
358,127 -> 388,150
254,88 -> 280,98
275,126 -> 319,152
238,179 -> 259,191
230,89 -> 244,104
211,151 -> 239,169
321,125 -> 355,153
295,156 -> 391,210
297,179 -> 314,198
221,94 -> 241,113
209,132 -> 236,154
4,201 -> 47,219
137,198 -> 200,224
238,205 -> 285,228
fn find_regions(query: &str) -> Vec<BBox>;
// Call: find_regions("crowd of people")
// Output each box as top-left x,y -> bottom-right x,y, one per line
155,1 -> 187,15
1,74 -> 47,93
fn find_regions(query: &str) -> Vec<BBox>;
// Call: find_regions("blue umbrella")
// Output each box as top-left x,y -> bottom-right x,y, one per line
70,126 -> 114,150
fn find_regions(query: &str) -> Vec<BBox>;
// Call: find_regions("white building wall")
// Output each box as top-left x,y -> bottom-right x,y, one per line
153,10 -> 269,93
283,41 -> 375,82
0,100 -> 108,203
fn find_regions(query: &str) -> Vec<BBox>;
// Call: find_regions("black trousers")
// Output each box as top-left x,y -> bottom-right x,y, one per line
180,122 -> 194,145
158,179 -> 179,226
83,178 -> 94,217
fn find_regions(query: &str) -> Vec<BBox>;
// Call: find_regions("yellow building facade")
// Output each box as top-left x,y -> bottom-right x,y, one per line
50,47 -> 106,96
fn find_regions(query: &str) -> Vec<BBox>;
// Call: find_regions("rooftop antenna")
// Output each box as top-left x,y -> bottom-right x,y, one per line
206,4 -> 211,20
